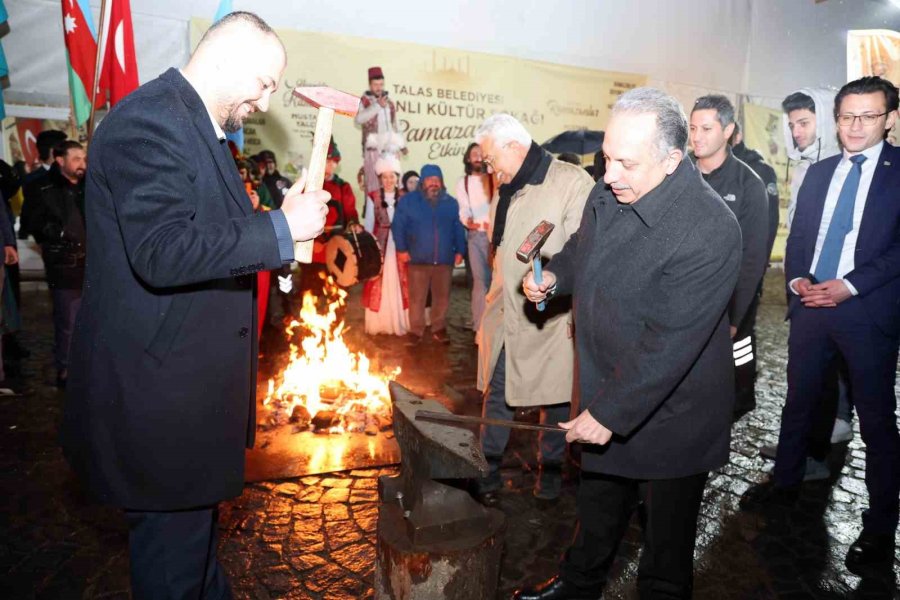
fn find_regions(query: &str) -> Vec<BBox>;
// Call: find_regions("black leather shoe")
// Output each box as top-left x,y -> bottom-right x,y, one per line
845,532 -> 895,574
512,576 -> 600,600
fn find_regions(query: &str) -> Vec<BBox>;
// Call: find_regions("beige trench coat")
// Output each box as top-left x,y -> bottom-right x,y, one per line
476,160 -> 594,407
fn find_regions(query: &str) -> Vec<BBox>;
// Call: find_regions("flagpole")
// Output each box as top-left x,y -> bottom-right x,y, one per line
87,0 -> 109,144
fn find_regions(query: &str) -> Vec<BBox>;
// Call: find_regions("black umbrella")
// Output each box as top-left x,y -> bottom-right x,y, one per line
541,129 -> 605,155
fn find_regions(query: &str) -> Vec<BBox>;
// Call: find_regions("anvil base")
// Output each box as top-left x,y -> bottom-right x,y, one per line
374,501 -> 505,600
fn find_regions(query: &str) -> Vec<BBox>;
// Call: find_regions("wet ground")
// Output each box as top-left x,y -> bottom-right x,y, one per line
1,268 -> 898,599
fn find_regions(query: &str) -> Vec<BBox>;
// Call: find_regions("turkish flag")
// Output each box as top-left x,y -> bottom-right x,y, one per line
99,0 -> 139,106
16,119 -> 43,167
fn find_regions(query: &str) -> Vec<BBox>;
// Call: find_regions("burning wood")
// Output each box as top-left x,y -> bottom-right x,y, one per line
263,277 -> 399,435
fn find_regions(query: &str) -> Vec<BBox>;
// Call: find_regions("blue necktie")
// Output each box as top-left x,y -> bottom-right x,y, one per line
813,155 -> 866,282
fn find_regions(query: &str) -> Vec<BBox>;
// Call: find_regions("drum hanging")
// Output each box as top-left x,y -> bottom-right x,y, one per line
325,230 -> 382,287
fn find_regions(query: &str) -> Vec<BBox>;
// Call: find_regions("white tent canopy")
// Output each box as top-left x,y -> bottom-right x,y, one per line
4,0 -> 900,116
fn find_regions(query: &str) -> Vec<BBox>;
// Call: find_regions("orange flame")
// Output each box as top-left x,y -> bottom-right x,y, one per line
264,276 -> 399,434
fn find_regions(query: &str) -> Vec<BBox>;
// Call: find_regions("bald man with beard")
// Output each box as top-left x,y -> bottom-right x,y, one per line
60,12 -> 329,598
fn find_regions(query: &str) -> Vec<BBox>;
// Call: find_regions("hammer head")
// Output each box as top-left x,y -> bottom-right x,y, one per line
516,220 -> 555,263
293,86 -> 360,117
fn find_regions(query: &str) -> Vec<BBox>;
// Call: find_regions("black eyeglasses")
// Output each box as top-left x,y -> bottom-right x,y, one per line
836,112 -> 889,127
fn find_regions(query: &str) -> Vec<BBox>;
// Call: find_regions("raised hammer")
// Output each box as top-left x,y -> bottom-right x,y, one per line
291,86 -> 360,263
516,220 -> 555,311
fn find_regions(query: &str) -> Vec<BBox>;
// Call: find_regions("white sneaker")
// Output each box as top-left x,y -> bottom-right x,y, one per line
803,457 -> 830,482
831,418 -> 854,444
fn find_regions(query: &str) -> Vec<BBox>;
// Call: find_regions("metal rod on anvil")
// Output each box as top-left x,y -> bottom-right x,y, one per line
415,410 -> 566,433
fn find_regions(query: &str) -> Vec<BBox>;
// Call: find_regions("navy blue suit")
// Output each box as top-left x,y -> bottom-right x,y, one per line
778,142 -> 900,536
60,68 -> 295,598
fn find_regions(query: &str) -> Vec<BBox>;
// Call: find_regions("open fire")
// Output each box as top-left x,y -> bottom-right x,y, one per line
262,276 -> 399,435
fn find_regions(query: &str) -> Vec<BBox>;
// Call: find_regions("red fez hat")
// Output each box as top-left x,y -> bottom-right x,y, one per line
368,66 -> 384,80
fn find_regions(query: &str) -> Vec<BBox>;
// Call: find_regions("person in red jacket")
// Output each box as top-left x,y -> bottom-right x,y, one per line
299,139 -> 362,297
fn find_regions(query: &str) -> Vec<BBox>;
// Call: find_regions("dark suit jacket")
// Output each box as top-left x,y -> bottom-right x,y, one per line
549,159 -> 742,478
785,142 -> 900,337
61,68 -> 287,511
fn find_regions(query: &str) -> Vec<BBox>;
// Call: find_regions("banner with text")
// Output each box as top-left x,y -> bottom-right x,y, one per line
190,19 -> 645,208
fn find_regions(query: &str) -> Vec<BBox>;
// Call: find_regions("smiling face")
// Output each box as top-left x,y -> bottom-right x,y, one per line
602,112 -> 682,204
380,171 -> 398,193
689,109 -> 733,161
479,136 -> 527,184
56,147 -> 87,182
216,36 -> 286,133
836,91 -> 897,154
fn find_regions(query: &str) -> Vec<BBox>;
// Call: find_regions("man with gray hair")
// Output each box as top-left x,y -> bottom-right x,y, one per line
474,113 -> 594,507
517,88 -> 741,600
690,94 -> 769,422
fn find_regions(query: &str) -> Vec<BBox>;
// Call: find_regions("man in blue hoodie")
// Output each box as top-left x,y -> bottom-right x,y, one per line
392,164 -> 466,345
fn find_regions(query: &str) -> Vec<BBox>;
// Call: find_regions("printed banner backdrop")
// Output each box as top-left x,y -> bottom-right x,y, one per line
190,19 -> 645,210
742,102 -> 790,261
848,29 -> 900,146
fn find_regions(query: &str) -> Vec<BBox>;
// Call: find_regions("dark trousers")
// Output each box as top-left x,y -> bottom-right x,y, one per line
775,300 -> 900,535
480,346 -> 569,465
560,471 -> 709,599
733,293 -> 760,415
125,506 -> 232,600
407,264 -> 452,336
50,287 -> 82,372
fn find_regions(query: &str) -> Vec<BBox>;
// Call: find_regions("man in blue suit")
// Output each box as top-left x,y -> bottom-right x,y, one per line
60,12 -> 329,598
757,77 -> 899,572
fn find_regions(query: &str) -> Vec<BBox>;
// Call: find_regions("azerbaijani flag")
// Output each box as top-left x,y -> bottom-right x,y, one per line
61,0 -> 106,125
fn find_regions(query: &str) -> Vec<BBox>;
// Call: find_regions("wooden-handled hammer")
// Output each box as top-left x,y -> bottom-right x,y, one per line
291,86 -> 360,263
516,220 -> 555,311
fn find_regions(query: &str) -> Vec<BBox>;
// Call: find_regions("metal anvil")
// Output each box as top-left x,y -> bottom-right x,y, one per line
379,382 -> 501,546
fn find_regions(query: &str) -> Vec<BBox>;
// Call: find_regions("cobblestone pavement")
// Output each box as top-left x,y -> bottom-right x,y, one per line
1,270 -> 898,599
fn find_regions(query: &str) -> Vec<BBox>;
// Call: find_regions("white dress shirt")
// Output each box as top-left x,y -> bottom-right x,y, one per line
790,141 -> 883,296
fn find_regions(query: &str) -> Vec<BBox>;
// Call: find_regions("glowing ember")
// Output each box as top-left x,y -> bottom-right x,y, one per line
264,276 -> 399,435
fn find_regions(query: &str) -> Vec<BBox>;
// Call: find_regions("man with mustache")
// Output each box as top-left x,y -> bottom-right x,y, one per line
31,140 -> 87,389
455,142 -> 494,334
518,88 -> 741,599
60,12 -> 329,598
392,164 -> 466,345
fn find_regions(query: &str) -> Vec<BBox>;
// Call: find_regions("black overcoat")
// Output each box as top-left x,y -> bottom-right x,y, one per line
548,159 -> 742,478
61,69 -> 286,510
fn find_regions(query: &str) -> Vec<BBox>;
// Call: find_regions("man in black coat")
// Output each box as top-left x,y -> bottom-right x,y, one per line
30,141 -> 88,388
690,95 -> 770,421
60,12 -> 329,599
20,129 -> 68,240
730,123 -> 781,258
517,88 -> 741,600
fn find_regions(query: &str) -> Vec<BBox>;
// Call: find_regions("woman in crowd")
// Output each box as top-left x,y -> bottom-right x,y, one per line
362,156 -> 409,336
400,170 -> 419,199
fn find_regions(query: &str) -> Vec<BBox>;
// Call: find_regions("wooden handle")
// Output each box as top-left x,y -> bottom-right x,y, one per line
294,106 -> 335,263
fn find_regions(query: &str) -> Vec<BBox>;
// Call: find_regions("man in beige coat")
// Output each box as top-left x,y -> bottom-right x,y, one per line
474,114 -> 594,505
